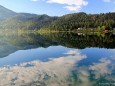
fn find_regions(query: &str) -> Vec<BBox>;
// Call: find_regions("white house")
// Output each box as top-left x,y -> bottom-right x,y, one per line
78,28 -> 82,30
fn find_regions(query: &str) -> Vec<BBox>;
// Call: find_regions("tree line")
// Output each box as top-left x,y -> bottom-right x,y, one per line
43,12 -> 115,31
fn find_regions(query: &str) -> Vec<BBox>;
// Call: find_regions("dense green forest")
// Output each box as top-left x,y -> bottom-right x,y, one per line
42,12 -> 115,31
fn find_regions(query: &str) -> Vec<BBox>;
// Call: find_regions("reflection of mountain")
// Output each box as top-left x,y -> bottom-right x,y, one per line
0,33 -> 57,58
42,32 -> 115,49
0,32 -> 115,58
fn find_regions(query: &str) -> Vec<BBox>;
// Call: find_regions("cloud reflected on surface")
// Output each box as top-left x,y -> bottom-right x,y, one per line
64,49 -> 81,55
89,58 -> 115,82
0,49 -> 115,86
0,49 -> 86,86
89,58 -> 111,78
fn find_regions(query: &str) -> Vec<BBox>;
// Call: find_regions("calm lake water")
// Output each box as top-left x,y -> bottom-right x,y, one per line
0,32 -> 115,86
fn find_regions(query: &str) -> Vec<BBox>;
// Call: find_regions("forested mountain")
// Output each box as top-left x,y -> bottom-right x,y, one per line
0,5 -> 58,30
0,13 -> 58,30
44,12 -> 115,31
0,5 -> 115,31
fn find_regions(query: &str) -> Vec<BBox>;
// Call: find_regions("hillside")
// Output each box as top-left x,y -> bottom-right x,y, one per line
0,5 -> 58,30
0,5 -> 16,20
42,12 -> 115,31
0,13 -> 58,30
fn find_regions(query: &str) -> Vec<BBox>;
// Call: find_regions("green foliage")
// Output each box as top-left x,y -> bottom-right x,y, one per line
0,13 -> 58,30
42,12 -> 115,31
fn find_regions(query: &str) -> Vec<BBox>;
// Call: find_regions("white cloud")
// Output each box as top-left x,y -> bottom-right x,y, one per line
31,0 -> 88,11
46,0 -> 88,6
64,5 -> 81,11
47,0 -> 88,11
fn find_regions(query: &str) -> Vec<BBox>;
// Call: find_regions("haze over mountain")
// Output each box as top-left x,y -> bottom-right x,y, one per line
0,5 -> 58,30
0,5 -> 16,20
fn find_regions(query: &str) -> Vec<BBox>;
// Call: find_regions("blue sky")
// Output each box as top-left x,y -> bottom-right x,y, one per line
0,0 -> 115,16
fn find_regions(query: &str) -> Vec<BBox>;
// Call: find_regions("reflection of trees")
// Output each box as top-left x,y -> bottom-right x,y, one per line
0,32 -> 57,58
42,32 -> 115,49
1,32 -> 57,49
2,32 -> 115,49
0,32 -> 115,58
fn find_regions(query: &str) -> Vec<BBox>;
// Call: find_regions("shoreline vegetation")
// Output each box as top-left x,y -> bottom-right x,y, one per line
0,29 -> 115,50
37,28 -> 115,34
0,28 -> 115,36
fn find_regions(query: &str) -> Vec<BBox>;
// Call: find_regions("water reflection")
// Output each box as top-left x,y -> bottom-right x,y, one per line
42,32 -> 115,49
0,32 -> 115,58
0,49 -> 115,86
0,49 -> 86,86
0,32 -> 115,86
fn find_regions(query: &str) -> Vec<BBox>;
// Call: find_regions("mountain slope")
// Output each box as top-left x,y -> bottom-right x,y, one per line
42,12 -> 115,31
0,5 -> 58,30
0,13 -> 58,30
0,5 -> 16,20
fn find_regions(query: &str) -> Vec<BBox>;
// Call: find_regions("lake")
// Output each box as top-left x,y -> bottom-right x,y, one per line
0,32 -> 115,86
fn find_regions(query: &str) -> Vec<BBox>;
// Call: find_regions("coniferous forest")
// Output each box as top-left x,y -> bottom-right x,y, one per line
43,12 -> 115,31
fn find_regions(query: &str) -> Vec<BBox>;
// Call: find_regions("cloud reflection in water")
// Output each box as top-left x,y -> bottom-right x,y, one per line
0,49 -> 86,86
0,49 -> 115,86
